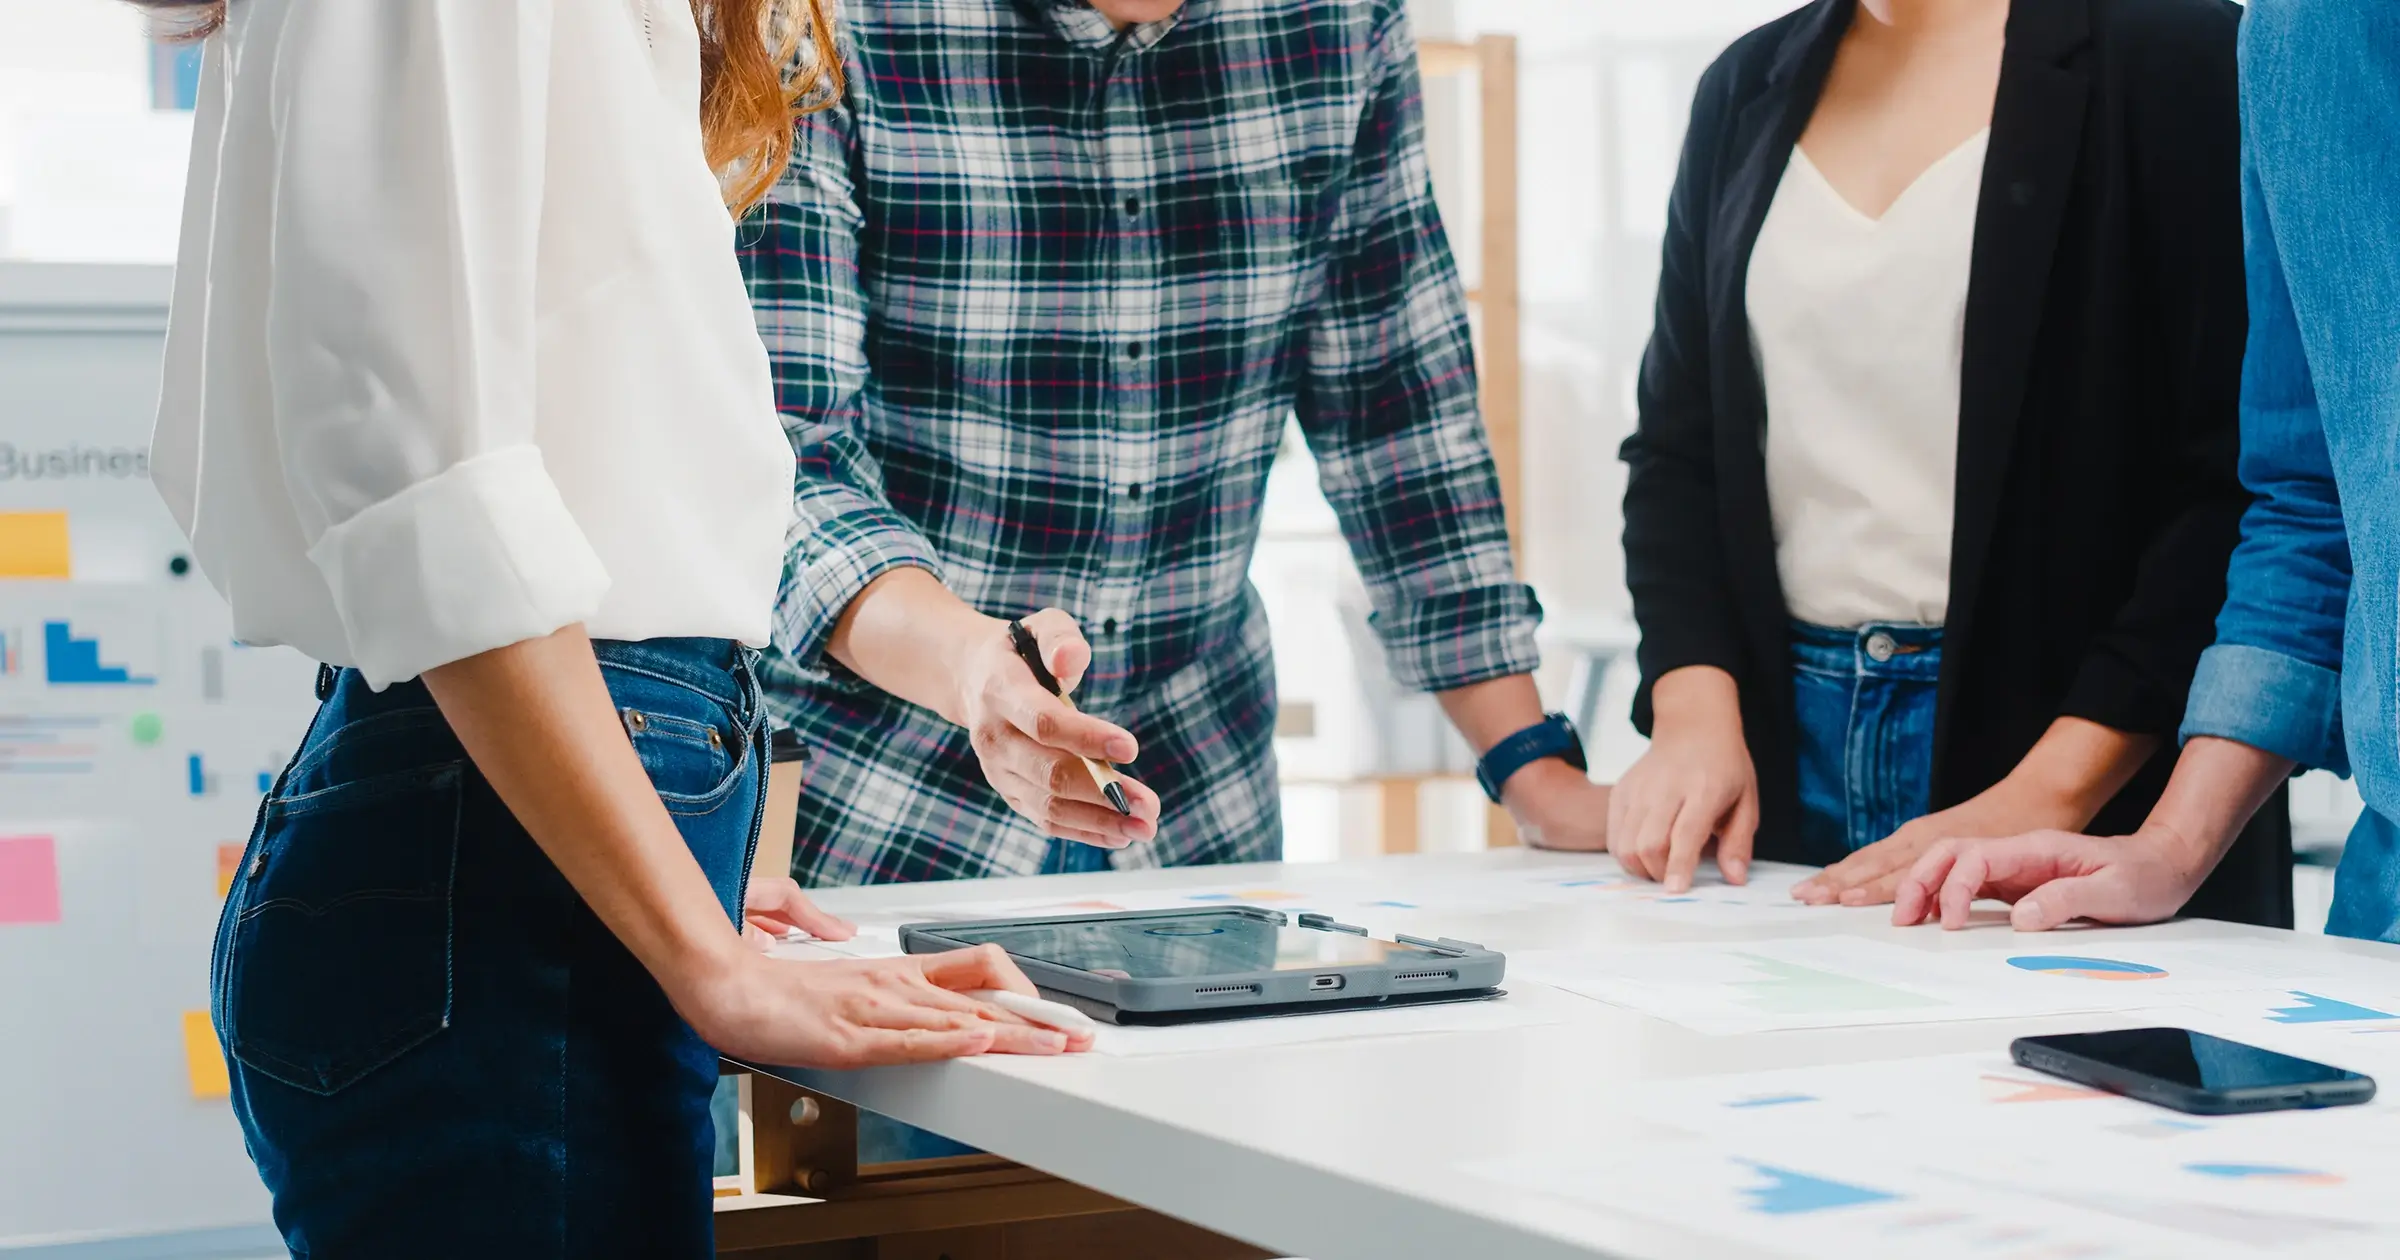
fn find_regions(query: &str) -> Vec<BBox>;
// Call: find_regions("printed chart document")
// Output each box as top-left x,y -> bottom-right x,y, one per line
1468,1036 -> 2400,1248
1468,1041 -> 2400,1258
1506,935 -> 2205,1033
1469,1136 -> 2200,1260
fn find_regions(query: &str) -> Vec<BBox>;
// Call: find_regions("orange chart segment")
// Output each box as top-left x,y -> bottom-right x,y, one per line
2003,955 -> 2168,981
1979,1073 -> 2107,1105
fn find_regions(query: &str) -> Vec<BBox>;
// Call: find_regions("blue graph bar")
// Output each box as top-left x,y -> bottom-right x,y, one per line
256,771 -> 275,794
188,754 -> 209,797
44,621 -> 155,686
1737,1161 -> 1898,1215
2267,991 -> 2396,1024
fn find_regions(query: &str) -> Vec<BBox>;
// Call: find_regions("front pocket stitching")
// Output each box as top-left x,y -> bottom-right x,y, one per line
626,709 -> 727,751
598,659 -> 747,721
657,710 -> 759,816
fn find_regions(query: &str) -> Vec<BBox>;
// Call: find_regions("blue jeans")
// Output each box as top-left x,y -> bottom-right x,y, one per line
212,639 -> 766,1258
1790,622 -> 1942,864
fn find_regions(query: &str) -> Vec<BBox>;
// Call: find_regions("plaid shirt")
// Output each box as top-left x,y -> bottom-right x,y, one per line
744,0 -> 1541,886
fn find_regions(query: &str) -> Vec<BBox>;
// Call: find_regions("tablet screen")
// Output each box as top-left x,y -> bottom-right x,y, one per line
937,913 -> 1444,980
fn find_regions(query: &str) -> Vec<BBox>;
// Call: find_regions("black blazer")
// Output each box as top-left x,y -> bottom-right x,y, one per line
1619,0 -> 2291,926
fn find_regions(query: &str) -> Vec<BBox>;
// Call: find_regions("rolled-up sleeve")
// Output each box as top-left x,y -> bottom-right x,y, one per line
1295,3 -> 1542,694
263,0 -> 608,689
2178,133 -> 2350,774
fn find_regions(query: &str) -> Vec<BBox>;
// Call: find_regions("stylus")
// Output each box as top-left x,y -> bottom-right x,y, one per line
1004,618 -> 1133,815
969,988 -> 1101,1034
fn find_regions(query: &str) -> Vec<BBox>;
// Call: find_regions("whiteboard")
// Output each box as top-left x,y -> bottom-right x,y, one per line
0,262 -> 313,1246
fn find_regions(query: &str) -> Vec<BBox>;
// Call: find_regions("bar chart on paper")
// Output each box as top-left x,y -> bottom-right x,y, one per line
1465,1142 -> 2196,1260
1507,937 -> 2140,1033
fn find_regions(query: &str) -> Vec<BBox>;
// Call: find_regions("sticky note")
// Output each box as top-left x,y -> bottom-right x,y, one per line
0,512 -> 72,579
0,835 -> 62,925
182,1009 -> 230,1099
216,842 -> 243,898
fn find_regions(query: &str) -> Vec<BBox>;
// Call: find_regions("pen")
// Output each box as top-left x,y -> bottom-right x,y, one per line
968,988 -> 1101,1034
1005,618 -> 1133,816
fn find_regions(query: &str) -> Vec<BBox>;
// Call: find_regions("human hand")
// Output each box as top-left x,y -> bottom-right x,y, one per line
740,876 -> 857,950
687,943 -> 1094,1068
1503,759 -> 1612,850
955,609 -> 1160,849
1794,778 -> 2088,908
1889,824 -> 2213,932
1608,669 -> 1757,891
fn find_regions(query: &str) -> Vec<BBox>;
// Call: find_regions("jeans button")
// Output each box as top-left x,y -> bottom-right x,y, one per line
1865,632 -> 1897,663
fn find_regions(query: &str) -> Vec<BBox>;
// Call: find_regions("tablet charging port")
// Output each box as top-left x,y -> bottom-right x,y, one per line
1310,974 -> 1344,991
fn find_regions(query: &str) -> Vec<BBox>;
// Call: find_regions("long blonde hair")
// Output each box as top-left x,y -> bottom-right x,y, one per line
127,0 -> 840,215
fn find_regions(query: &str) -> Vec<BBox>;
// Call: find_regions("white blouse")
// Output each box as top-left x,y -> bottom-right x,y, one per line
1748,131 -> 1987,630
154,0 -> 798,689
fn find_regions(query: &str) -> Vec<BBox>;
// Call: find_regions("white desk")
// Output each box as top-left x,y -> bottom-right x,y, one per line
760,849 -> 2400,1260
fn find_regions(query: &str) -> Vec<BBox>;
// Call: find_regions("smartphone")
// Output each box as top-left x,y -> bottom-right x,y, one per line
2011,1028 -> 2376,1115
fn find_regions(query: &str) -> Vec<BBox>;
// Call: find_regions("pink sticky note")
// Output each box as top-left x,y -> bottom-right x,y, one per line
0,835 -> 62,925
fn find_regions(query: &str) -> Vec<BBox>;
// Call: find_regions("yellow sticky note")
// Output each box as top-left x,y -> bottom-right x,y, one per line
182,1009 -> 230,1099
0,512 -> 71,580
215,843 -> 243,899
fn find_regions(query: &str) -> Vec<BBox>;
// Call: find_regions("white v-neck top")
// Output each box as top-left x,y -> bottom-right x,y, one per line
154,0 -> 798,688
1748,130 -> 1988,629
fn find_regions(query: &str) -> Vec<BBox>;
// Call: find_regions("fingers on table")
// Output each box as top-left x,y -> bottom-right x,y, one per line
747,878 -> 858,941
1662,795 -> 1718,893
918,943 -> 1041,998
1891,838 -> 1966,926
1716,789 -> 1759,885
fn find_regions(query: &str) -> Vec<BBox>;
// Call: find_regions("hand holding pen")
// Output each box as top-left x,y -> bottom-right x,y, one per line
954,609 -> 1159,850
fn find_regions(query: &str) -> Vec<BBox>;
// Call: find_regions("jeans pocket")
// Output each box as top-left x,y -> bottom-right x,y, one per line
607,667 -> 756,816
224,761 -> 463,1096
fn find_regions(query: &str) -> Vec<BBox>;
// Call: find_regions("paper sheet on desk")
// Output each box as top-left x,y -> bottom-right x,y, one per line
1466,1131 -> 2321,1260
1508,935 -> 2217,1033
1471,1039 -> 2400,1256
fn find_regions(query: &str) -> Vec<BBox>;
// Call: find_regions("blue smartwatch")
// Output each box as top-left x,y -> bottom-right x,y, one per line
1475,712 -> 1587,803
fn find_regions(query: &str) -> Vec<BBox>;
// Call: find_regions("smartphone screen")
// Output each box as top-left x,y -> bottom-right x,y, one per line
2018,1028 -> 2371,1099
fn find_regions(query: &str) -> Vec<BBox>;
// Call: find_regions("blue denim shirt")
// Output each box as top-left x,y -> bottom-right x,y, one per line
2180,1 -> 2400,943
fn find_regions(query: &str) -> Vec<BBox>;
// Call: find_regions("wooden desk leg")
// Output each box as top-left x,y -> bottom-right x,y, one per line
742,1071 -> 859,1197
1485,800 -> 1519,849
1379,777 -> 1420,854
719,1073 -> 1273,1260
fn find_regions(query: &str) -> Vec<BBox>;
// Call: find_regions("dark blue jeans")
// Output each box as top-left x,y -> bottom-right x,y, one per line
211,639 -> 766,1259
1790,621 -> 1942,865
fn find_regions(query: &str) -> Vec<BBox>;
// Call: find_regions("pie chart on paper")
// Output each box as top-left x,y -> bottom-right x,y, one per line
2005,955 -> 2169,981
